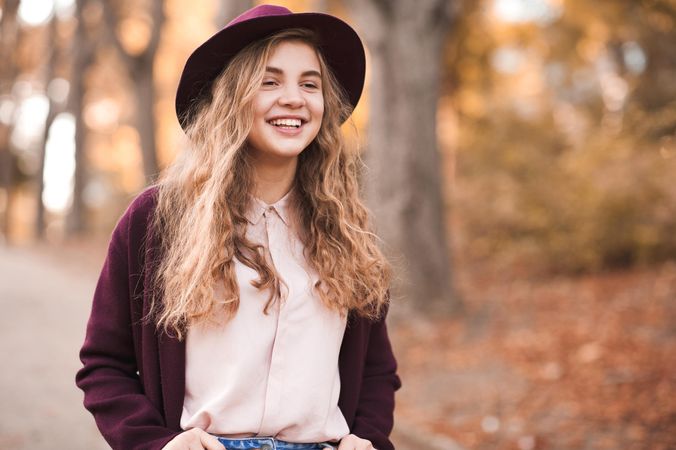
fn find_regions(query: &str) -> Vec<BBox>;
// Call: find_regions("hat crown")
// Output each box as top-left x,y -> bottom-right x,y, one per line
227,5 -> 293,28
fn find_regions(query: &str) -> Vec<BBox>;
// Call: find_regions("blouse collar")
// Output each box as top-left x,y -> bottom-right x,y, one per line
245,187 -> 294,226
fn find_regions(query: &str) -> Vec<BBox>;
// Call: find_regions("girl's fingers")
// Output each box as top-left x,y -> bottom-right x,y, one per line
161,428 -> 225,450
197,429 -> 226,450
337,434 -> 375,450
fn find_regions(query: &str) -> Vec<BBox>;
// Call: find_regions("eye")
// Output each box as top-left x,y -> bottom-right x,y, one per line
262,80 -> 278,86
302,82 -> 319,89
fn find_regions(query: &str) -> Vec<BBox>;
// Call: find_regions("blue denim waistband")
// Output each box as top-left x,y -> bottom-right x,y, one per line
216,436 -> 336,450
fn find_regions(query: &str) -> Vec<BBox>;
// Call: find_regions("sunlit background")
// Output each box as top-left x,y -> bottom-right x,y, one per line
0,0 -> 674,449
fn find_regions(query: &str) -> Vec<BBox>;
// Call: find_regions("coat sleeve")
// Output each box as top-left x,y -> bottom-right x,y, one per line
351,310 -> 402,450
75,200 -> 181,450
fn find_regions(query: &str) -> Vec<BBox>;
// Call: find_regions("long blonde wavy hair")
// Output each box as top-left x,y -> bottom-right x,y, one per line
150,28 -> 391,339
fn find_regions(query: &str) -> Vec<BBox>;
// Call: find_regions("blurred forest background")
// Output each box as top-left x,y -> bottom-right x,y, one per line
0,0 -> 674,449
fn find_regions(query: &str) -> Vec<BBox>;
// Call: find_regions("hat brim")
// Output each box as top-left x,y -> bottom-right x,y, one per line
175,12 -> 366,130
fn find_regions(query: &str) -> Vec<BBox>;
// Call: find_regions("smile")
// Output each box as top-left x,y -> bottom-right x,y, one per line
267,118 -> 304,128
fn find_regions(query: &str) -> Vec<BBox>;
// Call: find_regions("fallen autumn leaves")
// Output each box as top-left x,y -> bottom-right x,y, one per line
390,258 -> 675,450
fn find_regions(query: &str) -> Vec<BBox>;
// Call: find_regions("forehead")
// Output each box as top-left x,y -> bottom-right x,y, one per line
266,40 -> 321,73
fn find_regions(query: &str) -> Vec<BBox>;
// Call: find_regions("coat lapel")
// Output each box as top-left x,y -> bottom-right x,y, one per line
158,331 -> 186,429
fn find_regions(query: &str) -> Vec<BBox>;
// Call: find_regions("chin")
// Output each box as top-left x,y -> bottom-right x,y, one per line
248,132 -> 315,161
262,147 -> 306,161
271,142 -> 311,156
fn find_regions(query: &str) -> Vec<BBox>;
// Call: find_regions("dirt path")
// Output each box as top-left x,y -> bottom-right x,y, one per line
0,244 -> 108,449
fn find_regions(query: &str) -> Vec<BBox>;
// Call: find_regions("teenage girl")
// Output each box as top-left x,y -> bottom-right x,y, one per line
76,5 -> 400,450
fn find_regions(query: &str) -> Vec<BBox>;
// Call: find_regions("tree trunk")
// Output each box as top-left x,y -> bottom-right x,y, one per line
215,0 -> 253,28
344,0 -> 460,312
67,0 -> 97,235
102,0 -> 164,184
132,58 -> 159,182
0,0 -> 21,244
310,0 -> 329,13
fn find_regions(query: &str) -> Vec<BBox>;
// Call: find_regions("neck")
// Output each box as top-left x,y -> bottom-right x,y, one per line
251,155 -> 298,204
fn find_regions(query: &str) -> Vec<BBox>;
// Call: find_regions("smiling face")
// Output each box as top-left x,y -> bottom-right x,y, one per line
246,40 -> 324,166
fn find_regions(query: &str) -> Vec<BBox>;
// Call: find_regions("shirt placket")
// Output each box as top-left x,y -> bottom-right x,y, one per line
258,206 -> 287,434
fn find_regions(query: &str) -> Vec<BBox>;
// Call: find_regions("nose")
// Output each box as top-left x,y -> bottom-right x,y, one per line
278,84 -> 305,108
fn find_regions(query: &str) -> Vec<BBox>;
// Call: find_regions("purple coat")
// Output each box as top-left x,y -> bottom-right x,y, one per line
76,187 -> 401,450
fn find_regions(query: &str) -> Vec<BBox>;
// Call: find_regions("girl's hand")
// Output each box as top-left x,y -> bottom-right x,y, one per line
161,428 -> 226,450
337,434 -> 376,450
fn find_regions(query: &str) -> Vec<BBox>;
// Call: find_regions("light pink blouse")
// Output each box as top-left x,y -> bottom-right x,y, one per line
180,188 -> 350,442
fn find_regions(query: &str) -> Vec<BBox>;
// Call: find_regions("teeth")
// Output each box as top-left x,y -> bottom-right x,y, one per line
269,118 -> 302,128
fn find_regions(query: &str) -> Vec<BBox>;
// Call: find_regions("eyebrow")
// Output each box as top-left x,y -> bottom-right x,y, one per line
265,66 -> 322,79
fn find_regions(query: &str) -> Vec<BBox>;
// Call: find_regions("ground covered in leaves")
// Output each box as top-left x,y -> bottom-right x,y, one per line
390,257 -> 676,450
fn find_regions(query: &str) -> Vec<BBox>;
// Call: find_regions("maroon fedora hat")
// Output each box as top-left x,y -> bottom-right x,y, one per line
175,4 -> 366,130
